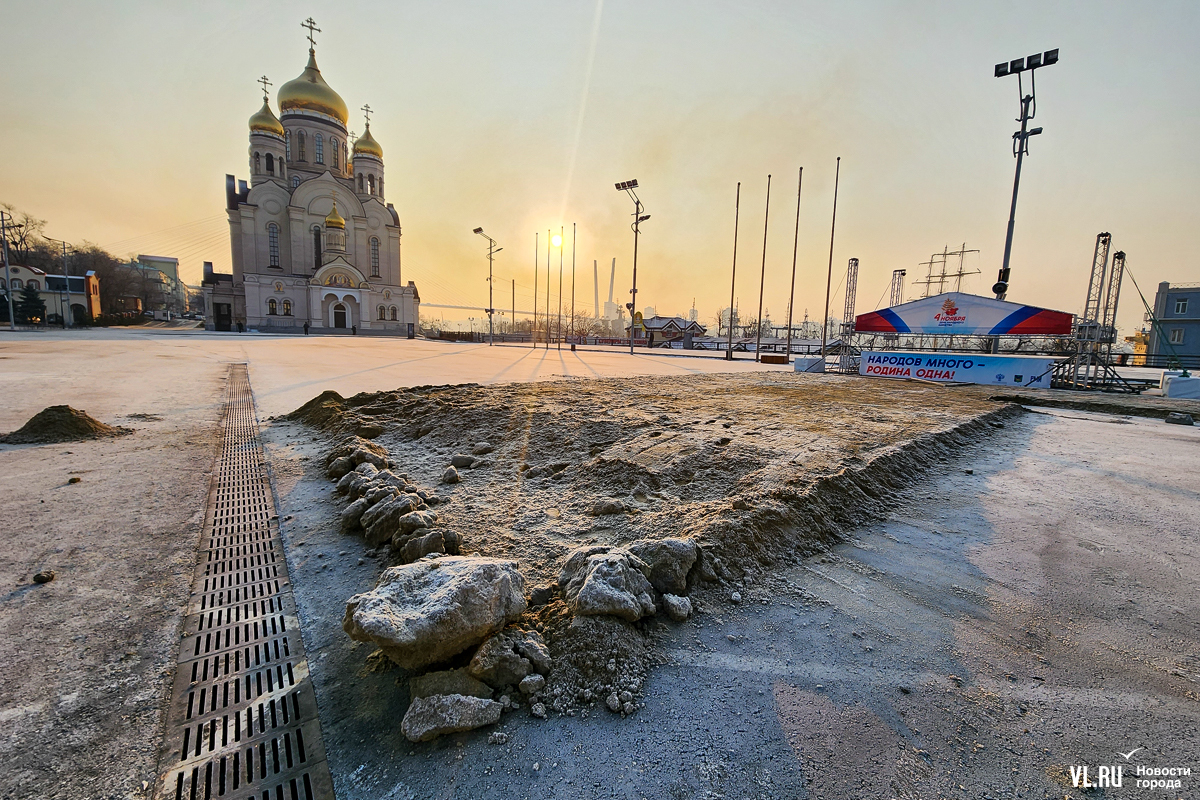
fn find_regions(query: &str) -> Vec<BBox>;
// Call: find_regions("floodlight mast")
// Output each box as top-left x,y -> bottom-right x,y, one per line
615,179 -> 645,355
992,48 -> 1057,304
473,228 -> 501,345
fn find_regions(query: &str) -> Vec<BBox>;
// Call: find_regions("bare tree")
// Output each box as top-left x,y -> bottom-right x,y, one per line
1,203 -> 48,263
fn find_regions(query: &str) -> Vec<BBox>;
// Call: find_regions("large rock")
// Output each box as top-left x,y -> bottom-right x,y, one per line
558,546 -> 656,622
662,593 -> 693,622
360,494 -> 422,546
396,509 -> 437,536
343,556 -> 527,671
340,497 -> 371,532
410,668 -> 493,700
467,628 -> 552,688
628,538 -> 699,595
400,694 -> 503,742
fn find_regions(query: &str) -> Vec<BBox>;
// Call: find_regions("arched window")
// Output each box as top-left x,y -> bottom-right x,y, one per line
268,299 -> 277,315
254,152 -> 261,173
378,176 -> 383,197
0,278 -> 6,289
298,130 -> 306,161
331,138 -> 339,169
10,279 -> 21,290
266,153 -> 274,175
342,142 -> 348,168
390,306 -> 397,321
27,280 -> 39,291
378,305 -> 386,320
267,223 -> 280,267
368,174 -> 376,195
282,299 -> 292,316
315,133 -> 324,164
370,237 -> 380,275
312,226 -> 322,269
357,174 -> 364,193
285,132 -> 291,160
292,175 -> 301,189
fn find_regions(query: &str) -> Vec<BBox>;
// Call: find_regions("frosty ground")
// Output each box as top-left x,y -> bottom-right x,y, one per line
1,328 -> 1198,800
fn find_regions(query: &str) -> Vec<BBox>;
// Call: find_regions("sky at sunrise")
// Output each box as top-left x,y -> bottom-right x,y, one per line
1,0 -> 1197,333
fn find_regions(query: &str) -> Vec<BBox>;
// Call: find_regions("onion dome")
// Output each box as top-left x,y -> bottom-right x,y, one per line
248,99 -> 285,137
278,49 -> 348,125
353,123 -> 383,159
324,200 -> 345,229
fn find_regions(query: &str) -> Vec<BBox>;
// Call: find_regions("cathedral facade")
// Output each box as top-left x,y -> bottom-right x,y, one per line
204,40 -> 419,333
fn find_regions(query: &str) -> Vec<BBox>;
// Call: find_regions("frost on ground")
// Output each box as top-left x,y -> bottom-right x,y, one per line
284,373 -> 1017,739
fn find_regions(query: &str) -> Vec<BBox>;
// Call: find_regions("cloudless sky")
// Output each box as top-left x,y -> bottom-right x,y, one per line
1,1 -> 1197,334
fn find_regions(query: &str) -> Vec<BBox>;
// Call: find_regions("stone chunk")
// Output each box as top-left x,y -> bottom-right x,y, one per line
360,494 -> 421,546
662,593 -> 693,622
1165,412 -> 1195,426
628,538 -> 698,595
327,456 -> 354,480
410,668 -> 493,701
471,442 -> 495,455
558,546 -> 656,622
396,510 -> 437,536
441,466 -> 461,484
400,694 -> 503,742
590,498 -> 627,516
340,497 -> 371,532
343,556 -> 527,671
519,674 -> 545,696
450,454 -> 476,468
397,529 -> 462,563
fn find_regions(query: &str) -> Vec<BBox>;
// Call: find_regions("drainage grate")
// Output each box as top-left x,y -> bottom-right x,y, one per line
155,364 -> 334,800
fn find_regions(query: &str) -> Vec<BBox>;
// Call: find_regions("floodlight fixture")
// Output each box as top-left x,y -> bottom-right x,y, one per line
615,179 -> 639,191
989,47 -> 1058,312
473,227 -> 484,234
473,227 -> 499,345
638,214 -> 651,223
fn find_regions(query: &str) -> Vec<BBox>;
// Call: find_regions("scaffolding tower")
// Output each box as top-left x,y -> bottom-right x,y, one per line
1054,233 -> 1138,391
832,258 -> 860,372
889,269 -> 906,307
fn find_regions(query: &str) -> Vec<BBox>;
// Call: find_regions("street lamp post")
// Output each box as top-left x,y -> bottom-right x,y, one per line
0,212 -> 15,330
473,227 -> 502,345
992,48 -> 1057,302
615,180 -> 649,355
45,237 -> 73,328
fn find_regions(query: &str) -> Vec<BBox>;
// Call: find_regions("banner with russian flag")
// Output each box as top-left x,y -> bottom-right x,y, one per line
854,292 -> 1073,336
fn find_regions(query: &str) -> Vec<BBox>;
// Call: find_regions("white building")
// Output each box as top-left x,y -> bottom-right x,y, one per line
205,36 -> 419,333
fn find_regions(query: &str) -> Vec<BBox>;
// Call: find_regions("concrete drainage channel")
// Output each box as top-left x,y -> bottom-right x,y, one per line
154,364 -> 334,800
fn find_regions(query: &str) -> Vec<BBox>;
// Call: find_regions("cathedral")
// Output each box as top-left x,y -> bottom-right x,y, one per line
204,26 -> 419,333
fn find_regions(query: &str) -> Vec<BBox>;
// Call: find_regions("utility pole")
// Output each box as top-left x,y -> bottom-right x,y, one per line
570,223 -> 576,343
545,229 -> 552,350
1,212 -> 15,330
511,279 -> 515,339
821,157 -> 842,360
533,232 -> 538,348
785,168 -> 803,363
725,182 -> 741,360
557,226 -> 564,350
754,175 -> 772,362
615,180 -> 647,355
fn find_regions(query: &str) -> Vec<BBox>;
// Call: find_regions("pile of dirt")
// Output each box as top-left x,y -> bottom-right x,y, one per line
289,373 -> 1020,729
0,405 -> 132,444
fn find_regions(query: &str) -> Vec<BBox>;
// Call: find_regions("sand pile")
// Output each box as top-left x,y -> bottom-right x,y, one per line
289,373 -> 1020,735
0,405 -> 132,444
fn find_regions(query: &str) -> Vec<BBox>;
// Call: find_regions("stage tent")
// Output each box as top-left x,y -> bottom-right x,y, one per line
854,292 -> 1073,337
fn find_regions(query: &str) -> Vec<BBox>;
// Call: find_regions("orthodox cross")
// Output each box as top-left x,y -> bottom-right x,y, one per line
257,75 -> 272,101
361,104 -> 372,127
302,17 -> 321,49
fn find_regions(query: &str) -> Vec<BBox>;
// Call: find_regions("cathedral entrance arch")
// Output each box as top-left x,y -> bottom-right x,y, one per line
332,303 -> 348,328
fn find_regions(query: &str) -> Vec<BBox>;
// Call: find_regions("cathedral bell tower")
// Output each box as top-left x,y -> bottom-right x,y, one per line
322,201 -> 347,262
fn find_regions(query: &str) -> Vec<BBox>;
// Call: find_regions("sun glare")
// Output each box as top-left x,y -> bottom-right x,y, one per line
551,234 -> 562,247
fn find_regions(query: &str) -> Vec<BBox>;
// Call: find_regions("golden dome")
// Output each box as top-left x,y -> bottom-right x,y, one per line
353,123 -> 383,159
324,200 -> 345,229
248,99 -> 285,137
278,50 -> 348,125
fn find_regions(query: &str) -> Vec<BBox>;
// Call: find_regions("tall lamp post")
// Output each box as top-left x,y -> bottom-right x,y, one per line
45,237 -> 73,328
992,48 -> 1057,302
473,227 -> 502,345
615,179 -> 649,355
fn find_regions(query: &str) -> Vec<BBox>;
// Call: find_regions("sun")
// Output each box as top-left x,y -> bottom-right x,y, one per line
551,234 -> 563,247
